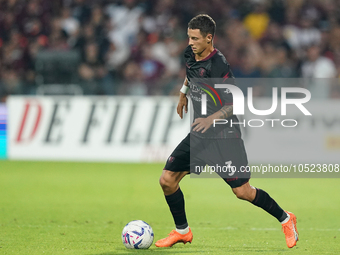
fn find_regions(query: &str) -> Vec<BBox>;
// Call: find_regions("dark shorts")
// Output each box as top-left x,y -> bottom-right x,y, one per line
164,133 -> 250,188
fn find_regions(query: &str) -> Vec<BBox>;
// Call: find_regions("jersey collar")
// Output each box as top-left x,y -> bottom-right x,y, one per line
197,48 -> 217,62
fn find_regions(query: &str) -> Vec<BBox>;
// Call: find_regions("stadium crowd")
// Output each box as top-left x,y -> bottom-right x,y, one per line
1,0 -> 340,100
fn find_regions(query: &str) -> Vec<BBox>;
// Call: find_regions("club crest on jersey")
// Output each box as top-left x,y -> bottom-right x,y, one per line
168,156 -> 175,163
199,68 -> 206,77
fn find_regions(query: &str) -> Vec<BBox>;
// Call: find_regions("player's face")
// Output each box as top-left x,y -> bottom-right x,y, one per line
187,28 -> 212,55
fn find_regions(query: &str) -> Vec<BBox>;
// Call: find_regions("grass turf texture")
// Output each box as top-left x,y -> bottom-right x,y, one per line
0,161 -> 339,255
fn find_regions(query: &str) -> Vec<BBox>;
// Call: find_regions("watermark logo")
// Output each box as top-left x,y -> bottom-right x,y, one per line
199,84 -> 311,128
202,84 -> 311,116
197,82 -> 223,114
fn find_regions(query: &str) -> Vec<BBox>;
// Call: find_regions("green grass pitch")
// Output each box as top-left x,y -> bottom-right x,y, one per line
0,161 -> 339,254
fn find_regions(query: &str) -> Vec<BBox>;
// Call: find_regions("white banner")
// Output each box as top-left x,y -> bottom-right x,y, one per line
7,96 -> 189,162
7,96 -> 340,164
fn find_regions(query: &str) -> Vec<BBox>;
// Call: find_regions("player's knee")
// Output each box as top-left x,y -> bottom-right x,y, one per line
159,175 -> 175,191
232,188 -> 248,200
159,175 -> 167,188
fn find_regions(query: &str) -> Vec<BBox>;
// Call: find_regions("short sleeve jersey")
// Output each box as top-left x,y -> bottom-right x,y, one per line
184,45 -> 242,139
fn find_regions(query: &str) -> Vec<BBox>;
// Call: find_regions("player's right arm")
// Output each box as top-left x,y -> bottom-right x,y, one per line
177,77 -> 189,119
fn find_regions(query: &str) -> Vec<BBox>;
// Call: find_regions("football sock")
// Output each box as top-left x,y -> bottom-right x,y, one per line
165,187 -> 188,229
251,188 -> 288,222
176,226 -> 190,234
280,214 -> 290,224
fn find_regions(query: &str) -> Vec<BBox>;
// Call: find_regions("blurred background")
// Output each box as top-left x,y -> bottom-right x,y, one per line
1,3 -> 339,253
1,0 -> 340,101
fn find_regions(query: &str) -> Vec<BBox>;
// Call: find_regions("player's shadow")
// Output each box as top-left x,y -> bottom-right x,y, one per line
94,248 -> 205,255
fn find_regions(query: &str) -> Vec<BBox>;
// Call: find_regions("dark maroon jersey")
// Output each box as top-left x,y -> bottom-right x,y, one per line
184,45 -> 242,139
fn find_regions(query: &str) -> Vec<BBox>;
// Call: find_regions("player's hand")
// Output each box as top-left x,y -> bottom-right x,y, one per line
191,116 -> 214,133
177,93 -> 188,119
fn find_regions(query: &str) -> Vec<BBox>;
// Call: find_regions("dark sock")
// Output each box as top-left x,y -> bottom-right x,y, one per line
165,188 -> 188,229
251,188 -> 288,222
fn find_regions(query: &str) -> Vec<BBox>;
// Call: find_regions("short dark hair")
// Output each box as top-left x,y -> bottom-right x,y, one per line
188,14 -> 216,38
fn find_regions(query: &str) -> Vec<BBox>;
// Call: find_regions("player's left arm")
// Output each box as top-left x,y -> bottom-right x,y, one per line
191,105 -> 233,133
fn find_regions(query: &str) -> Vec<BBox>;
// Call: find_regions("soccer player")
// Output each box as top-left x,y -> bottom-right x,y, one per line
155,14 -> 299,249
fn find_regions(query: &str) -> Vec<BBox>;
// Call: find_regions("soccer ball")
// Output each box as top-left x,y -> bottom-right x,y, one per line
122,220 -> 154,249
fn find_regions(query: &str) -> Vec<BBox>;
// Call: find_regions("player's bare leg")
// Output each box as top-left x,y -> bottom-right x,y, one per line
155,170 -> 193,247
232,181 -> 298,248
231,181 -> 256,201
159,169 -> 188,196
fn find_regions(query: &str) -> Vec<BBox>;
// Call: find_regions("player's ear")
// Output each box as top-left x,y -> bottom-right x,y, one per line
206,34 -> 213,44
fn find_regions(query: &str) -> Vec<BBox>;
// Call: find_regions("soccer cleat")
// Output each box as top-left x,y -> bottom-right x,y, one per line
155,228 -> 193,247
282,211 -> 299,248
